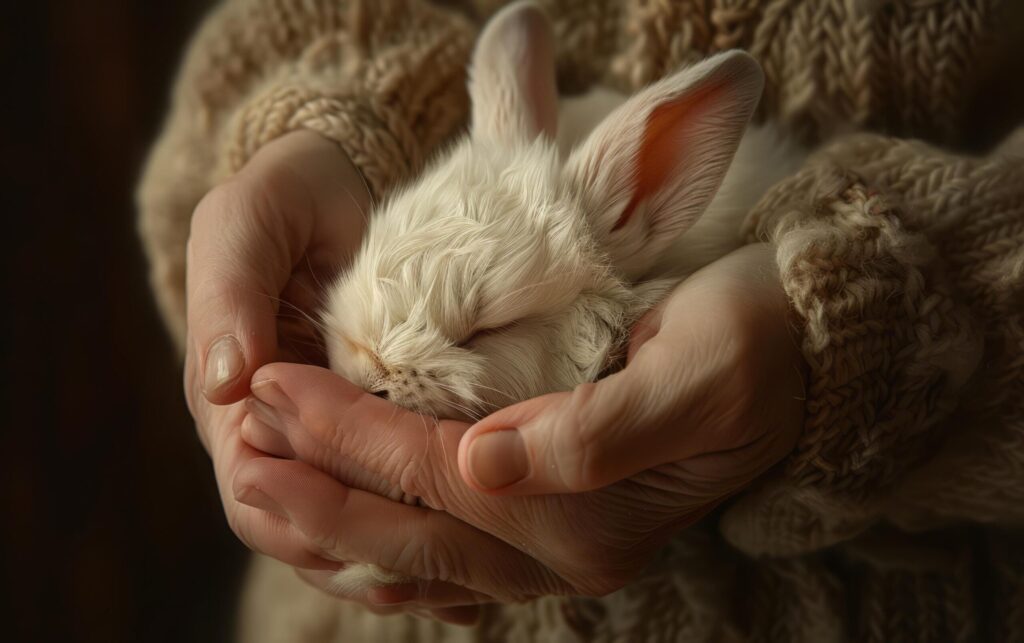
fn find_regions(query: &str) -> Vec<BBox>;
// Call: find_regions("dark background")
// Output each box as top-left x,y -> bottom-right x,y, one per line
3,3 -> 1024,643
1,2 -> 247,642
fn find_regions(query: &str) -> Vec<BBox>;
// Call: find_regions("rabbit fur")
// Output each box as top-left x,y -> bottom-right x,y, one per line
319,1 -> 806,593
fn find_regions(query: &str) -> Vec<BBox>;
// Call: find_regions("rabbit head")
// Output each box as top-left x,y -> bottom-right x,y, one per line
322,1 -> 764,421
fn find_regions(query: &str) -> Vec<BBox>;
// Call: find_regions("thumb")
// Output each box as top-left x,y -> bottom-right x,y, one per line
458,336 -> 701,495
187,131 -> 369,405
186,181 -> 293,405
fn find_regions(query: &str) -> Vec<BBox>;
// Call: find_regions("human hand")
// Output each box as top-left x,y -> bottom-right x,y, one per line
234,242 -> 806,609
183,130 -> 371,575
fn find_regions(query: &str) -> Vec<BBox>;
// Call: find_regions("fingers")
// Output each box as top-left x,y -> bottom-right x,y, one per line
225,501 -> 339,571
187,131 -> 369,406
245,362 -> 471,505
204,402 -> 340,570
233,457 -> 568,601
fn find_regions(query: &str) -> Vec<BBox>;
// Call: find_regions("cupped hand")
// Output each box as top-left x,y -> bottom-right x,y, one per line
235,242 -> 806,610
183,130 -> 373,581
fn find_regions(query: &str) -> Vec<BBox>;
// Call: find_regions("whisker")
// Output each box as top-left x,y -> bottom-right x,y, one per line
430,411 -> 454,472
416,411 -> 433,493
341,180 -> 374,226
292,255 -> 331,304
418,383 -> 483,424
445,401 -> 483,423
431,381 -> 503,416
253,290 -> 333,337
275,311 -> 328,335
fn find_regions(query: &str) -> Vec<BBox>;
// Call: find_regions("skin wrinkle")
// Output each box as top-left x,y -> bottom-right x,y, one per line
413,426 -> 517,535
330,410 -> 414,501
422,511 -> 472,586
564,381 -> 610,492
245,171 -> 312,277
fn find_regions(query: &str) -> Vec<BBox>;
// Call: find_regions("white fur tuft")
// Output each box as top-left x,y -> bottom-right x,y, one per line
328,564 -> 410,597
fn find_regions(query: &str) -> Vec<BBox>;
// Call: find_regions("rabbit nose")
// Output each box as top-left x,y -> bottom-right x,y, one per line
372,389 -> 390,401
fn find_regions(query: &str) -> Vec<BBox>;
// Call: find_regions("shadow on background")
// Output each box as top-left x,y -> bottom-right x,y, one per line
1,2 -> 247,642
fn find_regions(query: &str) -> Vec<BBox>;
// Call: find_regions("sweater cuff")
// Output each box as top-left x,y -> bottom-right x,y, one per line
224,83 -> 417,201
219,0 -> 474,201
721,153 -> 982,556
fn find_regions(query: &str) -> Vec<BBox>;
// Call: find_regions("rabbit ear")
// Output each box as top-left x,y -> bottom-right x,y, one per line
564,51 -> 764,278
469,1 -> 558,145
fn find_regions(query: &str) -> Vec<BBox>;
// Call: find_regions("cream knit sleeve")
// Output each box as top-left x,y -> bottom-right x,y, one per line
487,0 -> 1023,147
721,133 -> 1024,556
137,0 -> 474,348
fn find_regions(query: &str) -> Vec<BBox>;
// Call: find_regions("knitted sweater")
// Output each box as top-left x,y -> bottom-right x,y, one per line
136,1 -> 1024,641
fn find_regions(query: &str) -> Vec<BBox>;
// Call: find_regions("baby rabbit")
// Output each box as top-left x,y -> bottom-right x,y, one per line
320,1 -> 805,591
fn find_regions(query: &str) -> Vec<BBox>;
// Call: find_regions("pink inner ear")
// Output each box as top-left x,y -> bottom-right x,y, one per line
612,83 -> 725,232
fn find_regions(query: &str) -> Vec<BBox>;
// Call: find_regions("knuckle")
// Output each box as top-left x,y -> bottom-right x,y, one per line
398,456 -> 430,504
306,406 -> 345,449
308,390 -> 364,451
290,492 -> 349,558
191,181 -> 246,235
563,384 -> 612,492
305,521 -> 342,557
397,427 -> 453,508
189,177 -> 288,269
188,275 -> 245,325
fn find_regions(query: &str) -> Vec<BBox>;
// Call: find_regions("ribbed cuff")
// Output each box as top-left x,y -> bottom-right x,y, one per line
224,83 -> 418,201
720,146 -> 983,557
743,163 -> 979,494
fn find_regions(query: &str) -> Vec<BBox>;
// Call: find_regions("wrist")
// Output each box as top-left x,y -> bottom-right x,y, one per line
237,129 -> 371,257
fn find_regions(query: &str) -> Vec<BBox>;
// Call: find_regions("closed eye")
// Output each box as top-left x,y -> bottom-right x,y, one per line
457,322 -> 517,348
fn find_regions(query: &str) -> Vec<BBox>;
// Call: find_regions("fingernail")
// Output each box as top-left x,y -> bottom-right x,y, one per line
236,486 -> 287,519
367,583 -> 418,605
203,335 -> 244,395
251,379 -> 297,415
244,397 -> 286,433
467,429 -> 529,490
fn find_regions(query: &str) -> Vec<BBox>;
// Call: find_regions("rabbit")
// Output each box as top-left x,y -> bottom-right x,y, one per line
319,1 -> 807,593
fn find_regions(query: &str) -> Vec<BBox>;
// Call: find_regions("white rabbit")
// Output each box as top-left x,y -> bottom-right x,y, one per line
320,1 -> 806,592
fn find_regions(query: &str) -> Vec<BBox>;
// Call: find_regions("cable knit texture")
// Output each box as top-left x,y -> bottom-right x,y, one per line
136,0 -> 1024,641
